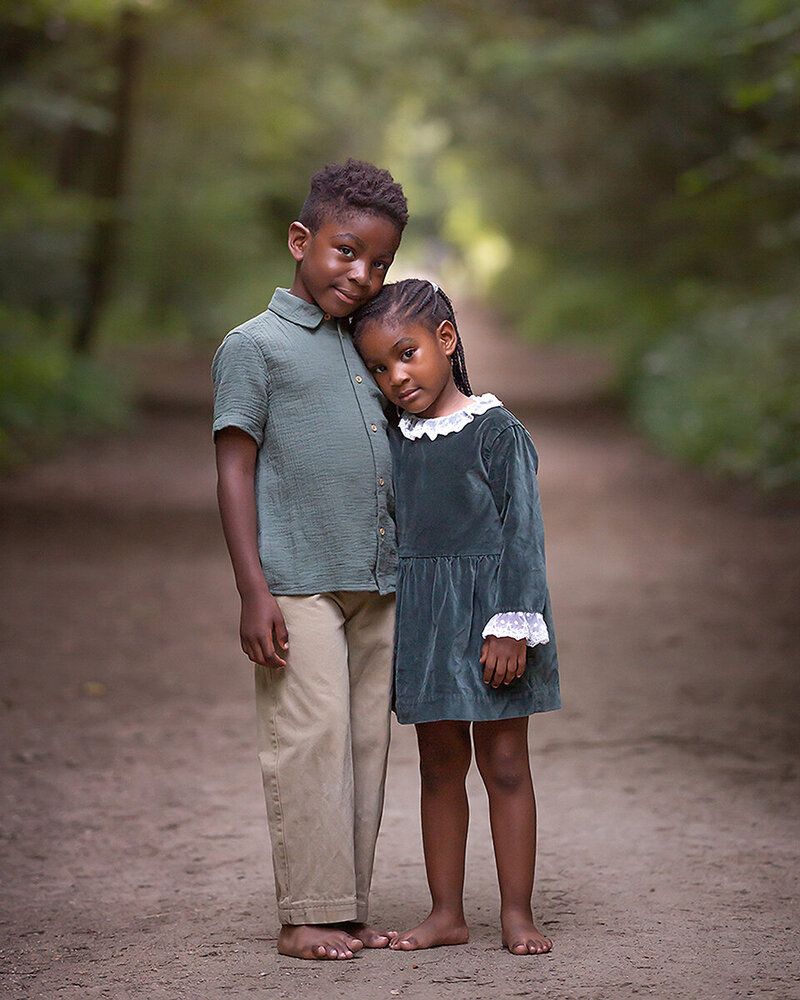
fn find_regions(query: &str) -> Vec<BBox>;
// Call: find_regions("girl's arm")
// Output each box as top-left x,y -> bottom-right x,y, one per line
215,427 -> 289,669
482,423 -> 549,686
486,422 -> 549,614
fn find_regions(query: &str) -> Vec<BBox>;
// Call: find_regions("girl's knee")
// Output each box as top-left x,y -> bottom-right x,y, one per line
417,722 -> 471,787
475,734 -> 531,793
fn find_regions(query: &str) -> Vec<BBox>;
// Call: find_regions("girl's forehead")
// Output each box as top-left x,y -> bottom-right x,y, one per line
361,318 -> 433,346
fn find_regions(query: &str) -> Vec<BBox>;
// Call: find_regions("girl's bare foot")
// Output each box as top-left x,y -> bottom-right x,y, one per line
341,922 -> 392,948
277,924 -> 364,960
389,910 -> 469,951
501,910 -> 552,955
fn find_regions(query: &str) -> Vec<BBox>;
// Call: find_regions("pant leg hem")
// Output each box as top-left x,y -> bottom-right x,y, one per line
278,902 -> 360,925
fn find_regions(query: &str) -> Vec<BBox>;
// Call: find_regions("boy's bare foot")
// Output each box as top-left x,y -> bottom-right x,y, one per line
341,922 -> 392,948
277,924 -> 364,960
501,911 -> 552,955
389,910 -> 469,951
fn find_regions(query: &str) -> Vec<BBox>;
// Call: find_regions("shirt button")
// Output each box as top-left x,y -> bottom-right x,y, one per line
323,313 -> 331,321
370,424 -> 377,432
379,527 -> 385,536
355,376 -> 363,383
379,477 -> 384,486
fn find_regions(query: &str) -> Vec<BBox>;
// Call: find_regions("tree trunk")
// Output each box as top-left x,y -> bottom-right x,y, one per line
72,7 -> 141,354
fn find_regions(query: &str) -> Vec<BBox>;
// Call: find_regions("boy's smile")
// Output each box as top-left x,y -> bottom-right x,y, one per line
357,320 -> 470,420
288,213 -> 401,319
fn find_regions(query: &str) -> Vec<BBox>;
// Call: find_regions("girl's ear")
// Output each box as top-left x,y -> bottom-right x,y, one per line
436,320 -> 458,358
288,221 -> 311,262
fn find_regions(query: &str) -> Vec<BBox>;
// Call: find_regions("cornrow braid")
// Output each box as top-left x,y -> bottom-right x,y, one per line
351,278 -> 473,396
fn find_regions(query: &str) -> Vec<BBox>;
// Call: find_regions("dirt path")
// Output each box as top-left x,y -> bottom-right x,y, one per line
1,306 -> 799,1000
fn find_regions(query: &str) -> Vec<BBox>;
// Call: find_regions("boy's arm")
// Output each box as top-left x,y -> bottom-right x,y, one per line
215,426 -> 288,669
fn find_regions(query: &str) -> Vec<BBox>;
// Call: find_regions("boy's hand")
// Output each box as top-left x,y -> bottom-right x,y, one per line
480,635 -> 527,688
240,587 -> 289,669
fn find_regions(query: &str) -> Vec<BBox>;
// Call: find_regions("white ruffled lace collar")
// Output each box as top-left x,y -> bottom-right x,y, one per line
398,393 -> 503,441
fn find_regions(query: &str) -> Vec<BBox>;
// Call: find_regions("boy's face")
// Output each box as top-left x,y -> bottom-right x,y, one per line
288,212 -> 401,318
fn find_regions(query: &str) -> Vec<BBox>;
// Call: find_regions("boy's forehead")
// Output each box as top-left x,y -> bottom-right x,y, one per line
317,209 -> 401,248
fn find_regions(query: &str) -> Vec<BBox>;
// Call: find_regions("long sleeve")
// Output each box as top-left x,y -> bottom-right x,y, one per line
485,423 -> 548,618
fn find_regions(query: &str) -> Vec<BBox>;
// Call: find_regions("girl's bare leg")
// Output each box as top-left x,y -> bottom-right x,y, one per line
474,716 -> 552,955
390,720 -> 472,950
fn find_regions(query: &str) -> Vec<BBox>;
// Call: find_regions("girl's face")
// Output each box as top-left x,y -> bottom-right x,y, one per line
357,319 -> 469,419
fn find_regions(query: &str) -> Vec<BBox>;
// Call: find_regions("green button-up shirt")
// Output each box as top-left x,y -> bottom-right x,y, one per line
212,288 -> 396,595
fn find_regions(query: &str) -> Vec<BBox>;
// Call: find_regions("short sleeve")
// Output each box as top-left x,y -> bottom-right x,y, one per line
485,423 -> 548,616
211,331 -> 270,445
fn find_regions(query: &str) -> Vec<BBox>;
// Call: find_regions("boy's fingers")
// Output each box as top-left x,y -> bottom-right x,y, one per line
243,640 -> 266,668
259,634 -> 286,669
274,613 -> 289,649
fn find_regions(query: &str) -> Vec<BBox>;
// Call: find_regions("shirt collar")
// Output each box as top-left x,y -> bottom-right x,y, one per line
267,288 -> 333,330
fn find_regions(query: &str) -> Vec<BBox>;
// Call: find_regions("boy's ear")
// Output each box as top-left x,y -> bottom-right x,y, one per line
436,320 -> 458,358
288,221 -> 311,262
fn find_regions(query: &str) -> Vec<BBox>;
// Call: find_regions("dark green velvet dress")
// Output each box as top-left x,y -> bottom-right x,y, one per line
389,404 -> 561,725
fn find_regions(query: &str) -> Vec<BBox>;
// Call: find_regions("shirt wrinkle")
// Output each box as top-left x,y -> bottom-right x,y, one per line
212,288 -> 396,595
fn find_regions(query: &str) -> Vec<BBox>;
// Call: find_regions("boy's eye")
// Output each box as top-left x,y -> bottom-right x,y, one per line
374,261 -> 388,271
339,246 -> 355,258
372,365 -> 386,374
401,348 -> 415,360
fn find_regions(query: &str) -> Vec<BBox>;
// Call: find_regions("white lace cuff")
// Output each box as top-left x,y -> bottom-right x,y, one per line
482,611 -> 550,647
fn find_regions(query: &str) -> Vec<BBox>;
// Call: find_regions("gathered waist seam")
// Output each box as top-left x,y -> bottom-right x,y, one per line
398,552 -> 500,560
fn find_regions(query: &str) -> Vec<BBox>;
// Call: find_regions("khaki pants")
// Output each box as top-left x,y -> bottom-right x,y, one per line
255,591 -> 395,925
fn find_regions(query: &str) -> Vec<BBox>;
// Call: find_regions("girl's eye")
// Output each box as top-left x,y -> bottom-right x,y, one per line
401,348 -> 415,360
373,365 -> 386,374
374,261 -> 388,271
339,246 -> 355,258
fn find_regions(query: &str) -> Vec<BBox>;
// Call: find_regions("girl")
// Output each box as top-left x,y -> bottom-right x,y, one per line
351,278 -> 560,956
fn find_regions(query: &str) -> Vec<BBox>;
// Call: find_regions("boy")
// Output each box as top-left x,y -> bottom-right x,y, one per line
212,160 -> 407,960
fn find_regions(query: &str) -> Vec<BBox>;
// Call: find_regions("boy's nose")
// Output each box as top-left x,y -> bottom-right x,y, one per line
349,261 -> 371,286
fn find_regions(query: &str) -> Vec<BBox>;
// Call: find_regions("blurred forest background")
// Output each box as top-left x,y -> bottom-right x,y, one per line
2,0 -> 799,486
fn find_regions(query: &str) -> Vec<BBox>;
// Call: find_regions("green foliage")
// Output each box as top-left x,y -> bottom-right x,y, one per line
1,0 -> 798,485
0,309 -> 129,467
631,297 -> 800,488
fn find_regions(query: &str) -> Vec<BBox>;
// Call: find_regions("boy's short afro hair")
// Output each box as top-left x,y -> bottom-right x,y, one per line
298,158 -> 408,234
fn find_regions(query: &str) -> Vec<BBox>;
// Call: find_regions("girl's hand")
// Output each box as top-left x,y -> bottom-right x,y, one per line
480,635 -> 527,688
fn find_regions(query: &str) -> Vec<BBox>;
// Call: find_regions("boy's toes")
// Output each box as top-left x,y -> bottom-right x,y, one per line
389,935 -> 416,951
341,923 -> 388,949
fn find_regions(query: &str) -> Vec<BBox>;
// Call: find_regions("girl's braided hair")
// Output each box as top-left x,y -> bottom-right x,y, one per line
351,278 -> 473,396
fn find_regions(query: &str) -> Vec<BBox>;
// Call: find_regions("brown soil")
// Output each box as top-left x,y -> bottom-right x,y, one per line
1,306 -> 799,1000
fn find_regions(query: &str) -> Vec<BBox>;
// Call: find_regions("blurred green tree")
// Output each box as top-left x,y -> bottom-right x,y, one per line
1,0 -> 798,483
